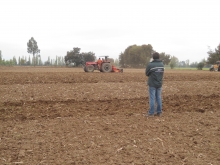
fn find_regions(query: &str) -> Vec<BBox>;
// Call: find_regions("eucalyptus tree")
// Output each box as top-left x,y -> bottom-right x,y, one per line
27,37 -> 40,66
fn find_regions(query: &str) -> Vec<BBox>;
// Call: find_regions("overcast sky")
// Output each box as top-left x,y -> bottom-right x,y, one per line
0,0 -> 219,63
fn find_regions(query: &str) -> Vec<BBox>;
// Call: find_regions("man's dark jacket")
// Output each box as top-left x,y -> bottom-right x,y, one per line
145,59 -> 164,88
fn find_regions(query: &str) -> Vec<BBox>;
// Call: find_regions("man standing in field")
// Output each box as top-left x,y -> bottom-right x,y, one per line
145,52 -> 164,117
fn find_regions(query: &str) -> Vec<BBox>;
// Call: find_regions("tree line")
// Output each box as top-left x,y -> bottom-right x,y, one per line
0,50 -> 17,66
0,53 -> 65,66
1,37 -> 219,69
119,43 -> 220,69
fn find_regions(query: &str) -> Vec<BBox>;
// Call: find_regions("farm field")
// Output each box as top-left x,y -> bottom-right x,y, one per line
0,66 -> 220,165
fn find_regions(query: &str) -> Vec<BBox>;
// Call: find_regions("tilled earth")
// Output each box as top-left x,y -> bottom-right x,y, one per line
0,67 -> 220,165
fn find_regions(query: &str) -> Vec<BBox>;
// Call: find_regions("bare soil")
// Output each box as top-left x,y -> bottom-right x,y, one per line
0,66 -> 220,165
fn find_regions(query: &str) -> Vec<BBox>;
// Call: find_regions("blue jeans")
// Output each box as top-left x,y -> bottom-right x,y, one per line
148,86 -> 162,115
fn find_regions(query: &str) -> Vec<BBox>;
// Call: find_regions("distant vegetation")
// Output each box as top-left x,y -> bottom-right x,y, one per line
119,44 -> 171,68
64,47 -> 96,67
1,40 -> 219,69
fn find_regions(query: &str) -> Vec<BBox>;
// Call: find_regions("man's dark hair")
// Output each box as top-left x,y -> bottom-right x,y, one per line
153,52 -> 159,59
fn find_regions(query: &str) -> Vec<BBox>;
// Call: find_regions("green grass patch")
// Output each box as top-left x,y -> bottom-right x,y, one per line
164,67 -> 210,71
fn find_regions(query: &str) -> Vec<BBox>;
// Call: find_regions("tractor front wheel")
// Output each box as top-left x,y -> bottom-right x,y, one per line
101,63 -> 112,72
86,65 -> 95,72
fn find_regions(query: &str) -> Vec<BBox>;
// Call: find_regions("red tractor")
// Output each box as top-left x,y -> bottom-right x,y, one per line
83,56 -> 123,73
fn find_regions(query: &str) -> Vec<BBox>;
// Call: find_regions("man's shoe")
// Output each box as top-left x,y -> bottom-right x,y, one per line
156,113 -> 162,117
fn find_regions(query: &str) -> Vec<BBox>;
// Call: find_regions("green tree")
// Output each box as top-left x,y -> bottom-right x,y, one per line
27,37 -> 40,66
170,56 -> 179,69
12,56 -> 17,65
38,55 -> 42,65
119,44 -> 153,68
65,47 -> 81,66
119,52 -> 125,67
64,47 -> 95,66
44,56 -> 51,65
159,52 -> 171,65
207,44 -> 220,64
197,62 -> 205,70
82,52 -> 95,63
20,57 -> 25,65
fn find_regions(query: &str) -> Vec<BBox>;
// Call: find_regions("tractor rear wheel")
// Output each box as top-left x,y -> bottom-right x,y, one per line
86,65 -> 95,72
101,63 -> 112,72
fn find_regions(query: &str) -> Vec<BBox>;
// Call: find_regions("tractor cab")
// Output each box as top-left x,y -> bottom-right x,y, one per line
99,56 -> 110,63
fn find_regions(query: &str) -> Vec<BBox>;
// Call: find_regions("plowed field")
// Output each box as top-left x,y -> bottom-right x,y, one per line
0,66 -> 220,165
